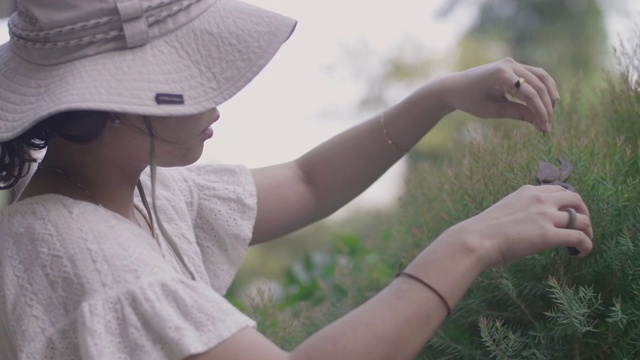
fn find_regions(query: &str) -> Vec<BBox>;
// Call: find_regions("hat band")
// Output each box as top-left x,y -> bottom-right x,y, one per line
116,0 -> 150,48
8,0 -> 214,65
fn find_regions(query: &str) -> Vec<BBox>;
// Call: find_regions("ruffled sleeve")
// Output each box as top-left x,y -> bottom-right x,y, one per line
74,277 -> 255,360
0,196 -> 257,360
166,164 -> 258,293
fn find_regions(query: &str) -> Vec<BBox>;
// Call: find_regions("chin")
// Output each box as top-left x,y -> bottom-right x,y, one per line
156,148 -> 204,167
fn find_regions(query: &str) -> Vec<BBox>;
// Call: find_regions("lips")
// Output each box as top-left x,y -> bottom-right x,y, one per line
201,127 -> 214,140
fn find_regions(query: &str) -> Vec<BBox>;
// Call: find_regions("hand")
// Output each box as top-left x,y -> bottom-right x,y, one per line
437,58 -> 560,132
448,184 -> 593,268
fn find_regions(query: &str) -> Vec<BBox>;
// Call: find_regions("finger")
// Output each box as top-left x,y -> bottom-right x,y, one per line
536,184 -> 573,193
524,183 -> 580,197
519,72 -> 554,129
511,78 -> 553,132
496,97 -> 550,132
528,184 -> 591,219
522,64 -> 560,106
534,185 -> 591,219
530,183 -> 591,218
555,228 -> 593,257
554,210 -> 593,240
493,101 -> 540,130
552,190 -> 590,218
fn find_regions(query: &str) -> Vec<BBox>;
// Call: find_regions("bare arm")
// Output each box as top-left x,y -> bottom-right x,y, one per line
251,58 -> 558,244
189,230 -> 481,360
250,77 -> 451,244
188,184 -> 593,360
186,58 -> 578,360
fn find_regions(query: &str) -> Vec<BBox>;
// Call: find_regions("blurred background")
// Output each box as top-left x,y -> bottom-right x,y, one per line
3,1 -> 638,213
1,0 -> 639,312
4,1 -> 640,356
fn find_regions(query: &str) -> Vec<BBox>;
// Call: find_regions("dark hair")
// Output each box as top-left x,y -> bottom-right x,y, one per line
0,111 -> 110,189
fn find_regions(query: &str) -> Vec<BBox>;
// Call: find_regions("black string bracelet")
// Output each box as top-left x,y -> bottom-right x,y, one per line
396,271 -> 452,317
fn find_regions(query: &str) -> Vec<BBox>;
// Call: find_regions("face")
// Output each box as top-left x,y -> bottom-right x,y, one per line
113,108 -> 220,168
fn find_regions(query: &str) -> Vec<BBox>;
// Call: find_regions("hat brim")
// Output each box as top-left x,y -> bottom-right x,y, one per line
0,0 -> 296,142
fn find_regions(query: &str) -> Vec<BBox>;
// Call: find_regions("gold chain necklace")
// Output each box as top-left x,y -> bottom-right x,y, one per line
38,164 -> 145,229
38,165 -> 101,205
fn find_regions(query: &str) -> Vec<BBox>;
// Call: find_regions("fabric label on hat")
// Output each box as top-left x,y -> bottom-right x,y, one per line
155,94 -> 185,105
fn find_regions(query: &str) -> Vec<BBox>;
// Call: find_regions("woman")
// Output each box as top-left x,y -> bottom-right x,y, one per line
0,0 -> 593,359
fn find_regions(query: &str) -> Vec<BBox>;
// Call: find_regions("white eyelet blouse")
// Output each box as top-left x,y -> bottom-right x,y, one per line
0,164 -> 258,360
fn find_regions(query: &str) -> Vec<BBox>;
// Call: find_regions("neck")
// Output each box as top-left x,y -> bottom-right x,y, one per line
21,138 -> 147,219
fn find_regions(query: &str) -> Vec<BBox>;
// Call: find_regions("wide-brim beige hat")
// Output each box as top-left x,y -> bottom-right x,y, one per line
0,0 -> 297,142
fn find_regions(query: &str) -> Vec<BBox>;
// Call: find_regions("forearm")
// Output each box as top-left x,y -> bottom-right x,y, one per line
290,225 -> 484,360
190,226 -> 486,360
295,78 -> 454,217
195,183 -> 593,360
251,79 -> 455,244
252,57 -> 556,243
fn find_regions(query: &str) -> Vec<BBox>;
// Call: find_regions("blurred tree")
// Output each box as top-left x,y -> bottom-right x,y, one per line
341,0 -> 613,162
439,0 -> 609,81
410,0 -> 611,161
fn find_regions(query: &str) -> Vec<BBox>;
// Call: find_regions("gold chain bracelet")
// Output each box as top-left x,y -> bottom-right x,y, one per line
380,111 -> 409,153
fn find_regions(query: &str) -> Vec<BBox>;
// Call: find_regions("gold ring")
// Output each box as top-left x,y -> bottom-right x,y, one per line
507,77 -> 527,99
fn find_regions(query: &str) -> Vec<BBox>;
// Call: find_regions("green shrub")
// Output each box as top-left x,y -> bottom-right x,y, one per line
242,232 -> 397,350
245,37 -> 640,360
394,44 -> 640,358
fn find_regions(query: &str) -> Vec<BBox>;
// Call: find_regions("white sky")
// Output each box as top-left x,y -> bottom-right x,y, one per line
1,1 -> 638,212
0,0 -> 474,212
203,0 -> 472,167
204,0 -> 474,212
201,0 -> 474,212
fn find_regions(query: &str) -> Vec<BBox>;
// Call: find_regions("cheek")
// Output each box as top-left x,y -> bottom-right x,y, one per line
155,124 -> 192,143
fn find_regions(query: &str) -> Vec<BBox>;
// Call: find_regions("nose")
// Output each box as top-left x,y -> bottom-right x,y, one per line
212,108 -> 220,123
